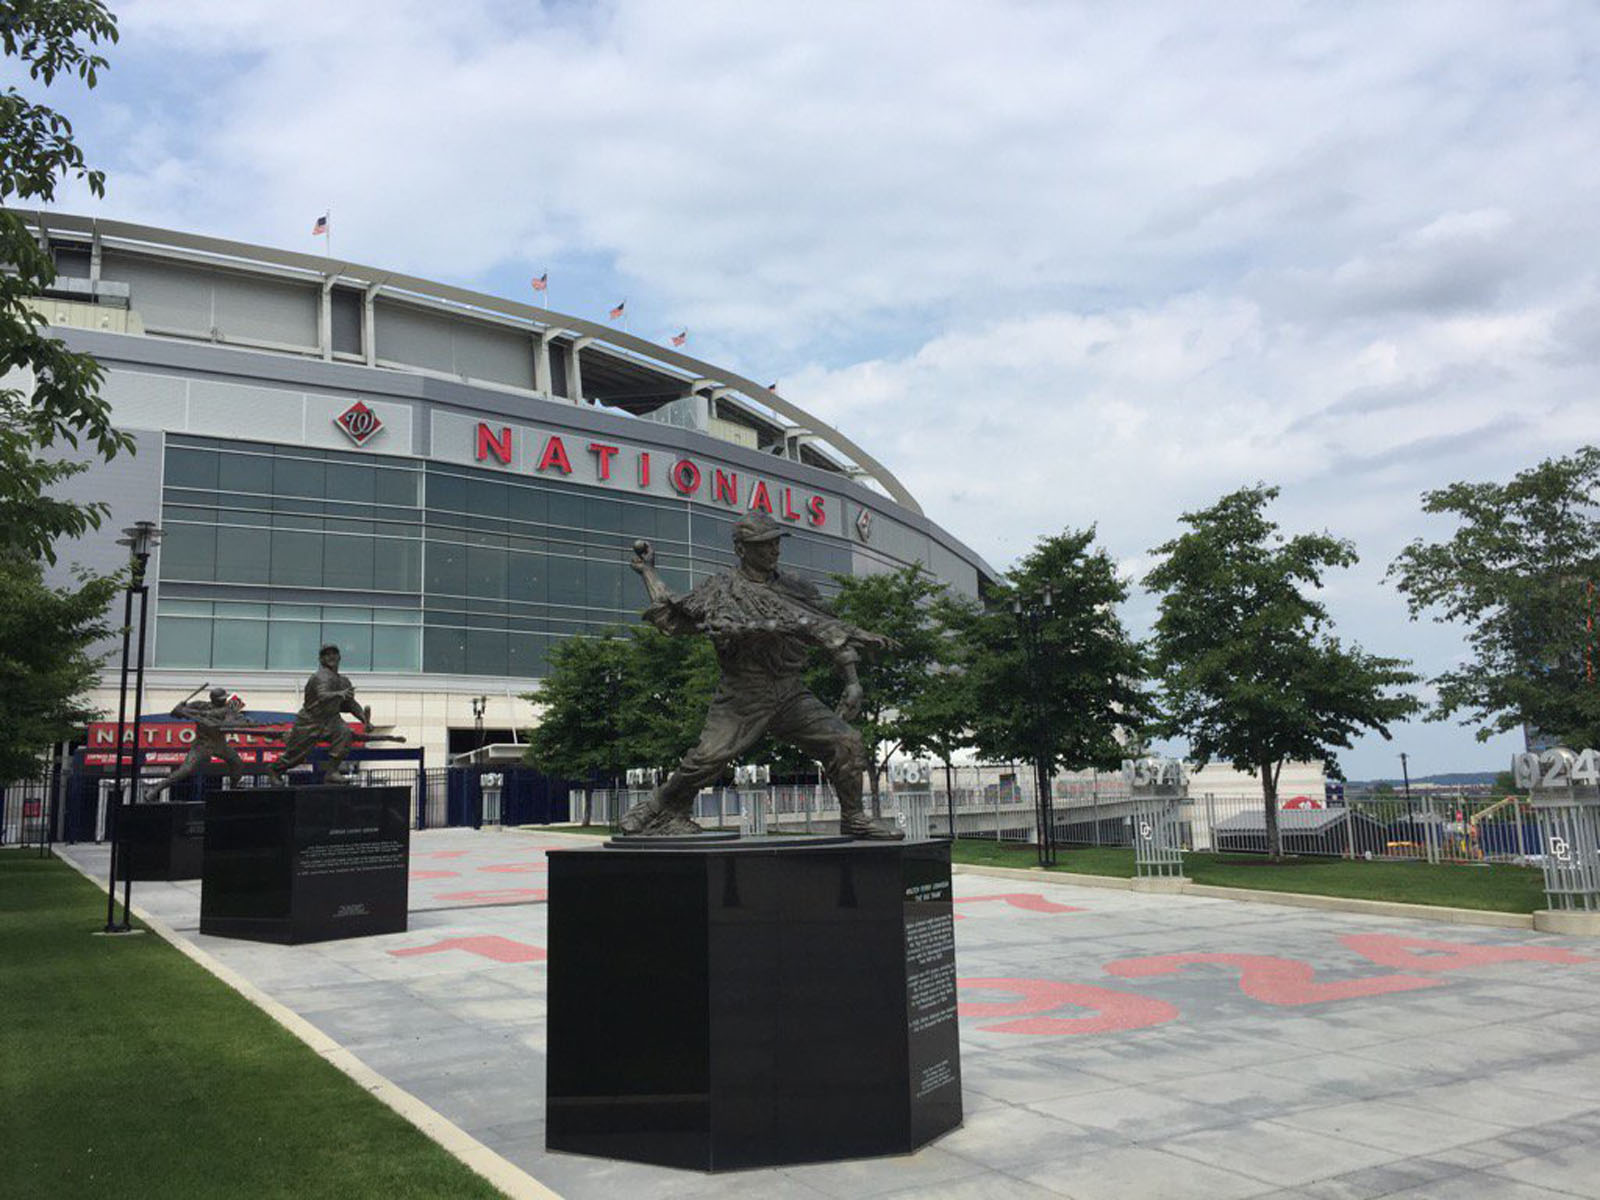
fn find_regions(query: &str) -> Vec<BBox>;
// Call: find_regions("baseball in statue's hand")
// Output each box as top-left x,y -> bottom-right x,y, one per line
631,539 -> 655,573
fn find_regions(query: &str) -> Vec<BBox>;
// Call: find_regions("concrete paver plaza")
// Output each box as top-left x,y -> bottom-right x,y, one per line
60,828 -> 1600,1199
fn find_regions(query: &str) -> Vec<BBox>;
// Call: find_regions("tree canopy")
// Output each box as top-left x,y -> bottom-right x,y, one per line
961,527 -> 1151,775
1388,447 -> 1600,748
1146,485 -> 1419,857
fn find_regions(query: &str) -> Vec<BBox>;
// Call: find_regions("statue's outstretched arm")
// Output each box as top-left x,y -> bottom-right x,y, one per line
630,539 -> 676,607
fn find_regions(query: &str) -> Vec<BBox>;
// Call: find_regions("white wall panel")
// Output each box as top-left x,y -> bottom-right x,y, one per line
212,271 -> 317,349
187,379 -> 303,441
101,368 -> 187,429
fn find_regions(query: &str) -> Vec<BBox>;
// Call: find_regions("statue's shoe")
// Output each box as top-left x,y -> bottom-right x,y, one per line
619,802 -> 704,836
840,814 -> 906,840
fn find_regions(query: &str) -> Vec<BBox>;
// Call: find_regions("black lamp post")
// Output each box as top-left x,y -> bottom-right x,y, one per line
102,519 -> 163,934
1013,587 -> 1057,867
471,695 -> 488,751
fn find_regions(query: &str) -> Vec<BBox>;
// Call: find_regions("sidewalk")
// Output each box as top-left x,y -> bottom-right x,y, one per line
59,829 -> 1600,1200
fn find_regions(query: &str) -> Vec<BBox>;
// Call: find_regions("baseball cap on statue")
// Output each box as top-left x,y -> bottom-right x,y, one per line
732,511 -> 789,543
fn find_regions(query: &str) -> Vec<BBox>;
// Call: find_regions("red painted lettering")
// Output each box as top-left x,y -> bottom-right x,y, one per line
783,487 -> 800,521
434,888 -> 548,904
388,936 -> 547,964
537,436 -> 572,474
1341,933 -> 1592,972
749,480 -> 774,514
408,870 -> 460,880
638,452 -> 651,487
476,424 -> 513,465
671,459 -> 702,495
1103,952 -> 1444,1006
959,977 -> 1179,1036
713,469 -> 739,505
952,893 -> 1084,922
588,442 -> 620,480
478,863 -> 548,874
807,496 -> 826,526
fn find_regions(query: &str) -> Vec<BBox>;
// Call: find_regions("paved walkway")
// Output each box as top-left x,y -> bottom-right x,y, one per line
60,829 -> 1600,1200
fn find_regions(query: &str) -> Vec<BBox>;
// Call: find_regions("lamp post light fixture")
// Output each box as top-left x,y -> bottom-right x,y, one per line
102,520 -> 164,934
1012,586 -> 1058,867
471,695 -> 488,750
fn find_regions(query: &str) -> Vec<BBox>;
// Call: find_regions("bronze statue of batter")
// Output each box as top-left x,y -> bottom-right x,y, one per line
623,510 -> 903,839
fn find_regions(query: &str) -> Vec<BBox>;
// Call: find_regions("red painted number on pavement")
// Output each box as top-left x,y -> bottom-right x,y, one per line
478,863 -> 549,874
952,893 -> 1084,920
388,936 -> 547,963
1103,952 -> 1444,1005
434,887 -> 548,903
958,977 -> 1179,1035
408,869 -> 460,880
1341,933 -> 1593,972
421,851 -> 470,859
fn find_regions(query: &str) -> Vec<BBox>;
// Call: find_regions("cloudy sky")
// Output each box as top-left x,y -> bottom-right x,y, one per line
24,0 -> 1600,779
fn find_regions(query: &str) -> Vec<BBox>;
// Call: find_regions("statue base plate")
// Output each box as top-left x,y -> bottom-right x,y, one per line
546,838 -> 962,1171
200,785 -> 409,944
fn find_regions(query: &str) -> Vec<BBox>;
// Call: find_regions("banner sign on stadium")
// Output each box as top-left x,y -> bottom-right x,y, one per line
429,411 -> 846,537
83,717 -> 366,768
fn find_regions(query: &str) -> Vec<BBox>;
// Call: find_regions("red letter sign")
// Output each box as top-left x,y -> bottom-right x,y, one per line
537,436 -> 573,474
476,424 -> 512,465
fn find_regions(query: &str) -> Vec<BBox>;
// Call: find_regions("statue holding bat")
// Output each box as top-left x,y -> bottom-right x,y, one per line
142,684 -> 247,800
624,509 -> 903,839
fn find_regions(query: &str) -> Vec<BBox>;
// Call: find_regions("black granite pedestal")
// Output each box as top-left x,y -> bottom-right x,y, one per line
545,837 -> 962,1171
120,801 -> 207,880
200,785 -> 409,944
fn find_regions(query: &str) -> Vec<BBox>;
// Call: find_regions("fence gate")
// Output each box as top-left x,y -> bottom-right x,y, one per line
1127,757 -> 1187,880
1532,790 -> 1600,912
891,791 -> 933,842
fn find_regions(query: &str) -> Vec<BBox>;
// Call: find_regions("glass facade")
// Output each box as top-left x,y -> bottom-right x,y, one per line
156,435 -> 854,677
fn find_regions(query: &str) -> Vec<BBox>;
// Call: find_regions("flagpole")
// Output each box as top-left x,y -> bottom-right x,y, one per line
325,205 -> 332,260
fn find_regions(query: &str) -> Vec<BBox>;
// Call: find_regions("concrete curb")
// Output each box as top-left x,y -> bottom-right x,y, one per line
953,863 -> 1538,930
52,849 -> 562,1200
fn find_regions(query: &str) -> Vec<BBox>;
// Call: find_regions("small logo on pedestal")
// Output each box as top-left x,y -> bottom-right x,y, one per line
334,401 -> 384,446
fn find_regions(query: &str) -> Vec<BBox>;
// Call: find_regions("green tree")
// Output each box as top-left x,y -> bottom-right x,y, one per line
807,565 -> 949,813
962,528 -> 1152,783
902,592 -> 980,810
0,0 -> 129,562
0,558 -> 116,779
1145,486 -> 1420,859
1387,448 -> 1600,748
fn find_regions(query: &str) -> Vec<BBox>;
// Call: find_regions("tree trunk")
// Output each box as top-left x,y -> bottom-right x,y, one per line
1261,760 -> 1282,860
869,760 -> 882,817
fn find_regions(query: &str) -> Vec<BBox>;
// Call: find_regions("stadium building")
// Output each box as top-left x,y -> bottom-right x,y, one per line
23,212 -> 996,770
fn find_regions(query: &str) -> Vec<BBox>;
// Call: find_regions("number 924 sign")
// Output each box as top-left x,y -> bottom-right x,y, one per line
1513,748 -> 1600,790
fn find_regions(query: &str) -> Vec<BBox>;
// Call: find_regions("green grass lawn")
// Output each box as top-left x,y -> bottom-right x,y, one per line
950,839 -> 1549,914
0,851 -> 504,1200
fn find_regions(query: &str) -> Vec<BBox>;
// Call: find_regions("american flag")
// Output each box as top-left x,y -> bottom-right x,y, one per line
670,329 -> 687,347
767,381 -> 778,391
312,214 -> 329,236
531,272 -> 548,293
609,301 -> 626,320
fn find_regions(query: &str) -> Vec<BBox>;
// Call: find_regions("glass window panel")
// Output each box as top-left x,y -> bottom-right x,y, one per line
508,551 -> 545,605
423,626 -> 466,674
214,601 -> 269,619
272,455 -> 325,498
661,566 -> 691,594
507,484 -> 545,526
166,447 -> 218,489
374,467 -> 418,507
465,628 -> 508,676
221,453 -> 272,494
321,622 -> 371,671
325,463 -> 376,503
271,529 -> 323,587
159,523 -> 215,582
508,632 -> 546,678
270,603 -> 320,619
323,533 -> 375,590
322,605 -> 372,622
323,516 -> 375,536
587,497 -> 622,534
424,539 -> 466,596
268,620 -> 321,670
467,545 -> 508,599
426,471 -> 468,513
586,558 -> 623,610
215,525 -> 270,585
373,625 -> 421,671
548,555 -> 584,606
160,599 -> 213,616
155,617 -> 211,668
373,538 -> 420,592
212,618 -> 268,669
469,476 -> 509,519
165,505 -> 216,524
548,490 -> 584,530
272,496 -> 324,516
